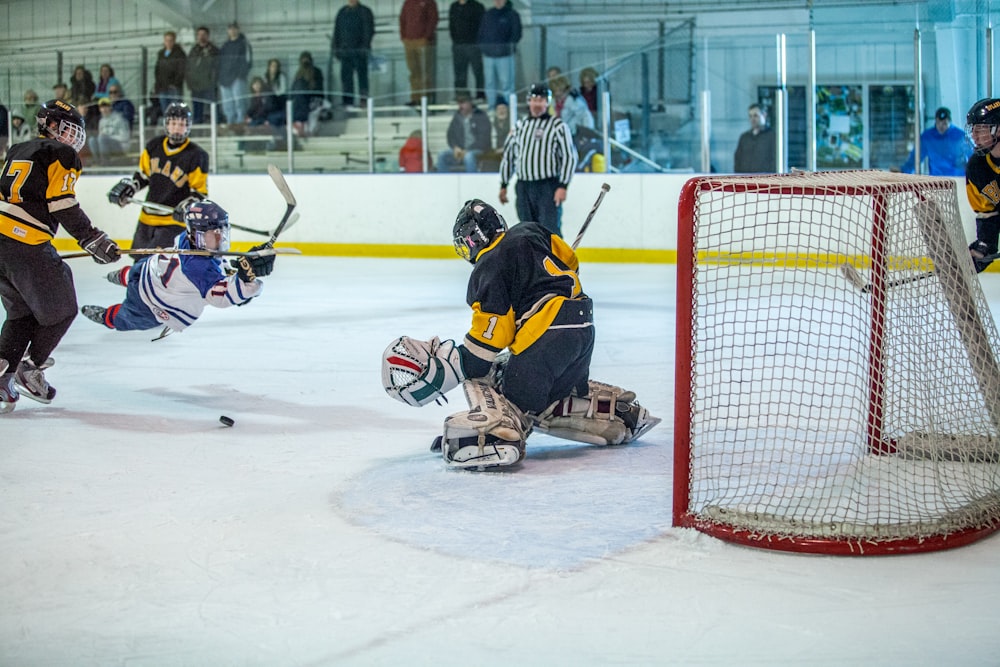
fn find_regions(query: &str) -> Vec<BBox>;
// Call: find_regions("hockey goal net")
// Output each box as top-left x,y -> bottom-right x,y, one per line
674,170 -> 1000,555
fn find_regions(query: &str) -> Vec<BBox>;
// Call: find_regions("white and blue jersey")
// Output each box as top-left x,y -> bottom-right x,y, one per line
111,232 -> 262,332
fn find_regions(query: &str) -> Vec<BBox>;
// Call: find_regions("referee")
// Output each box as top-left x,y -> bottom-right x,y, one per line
498,82 -> 577,235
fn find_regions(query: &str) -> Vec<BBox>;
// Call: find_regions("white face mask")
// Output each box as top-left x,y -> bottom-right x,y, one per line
53,119 -> 87,152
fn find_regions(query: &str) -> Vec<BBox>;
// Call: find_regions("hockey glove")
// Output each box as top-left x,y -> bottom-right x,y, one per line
107,177 -> 138,207
172,195 -> 204,222
233,245 -> 276,283
969,240 -> 995,274
382,336 -> 465,407
81,230 -> 121,265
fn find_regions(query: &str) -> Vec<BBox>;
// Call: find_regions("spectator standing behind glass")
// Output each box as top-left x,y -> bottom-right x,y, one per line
186,26 -> 220,125
332,0 -> 375,111
477,0 -> 521,110
264,59 -> 289,126
88,98 -> 130,163
217,22 -> 253,126
899,107 -> 971,176
499,83 -> 577,236
93,64 -> 120,101
153,31 -> 186,116
579,67 -> 599,114
449,0 -> 485,102
437,93 -> 491,172
290,51 -> 324,138
733,103 -> 776,173
550,75 -> 593,138
400,0 -> 439,107
108,85 -> 136,132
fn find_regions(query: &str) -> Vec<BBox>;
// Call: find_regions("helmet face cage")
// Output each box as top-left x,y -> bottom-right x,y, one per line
452,199 -> 507,263
966,98 -> 1000,156
37,99 -> 86,152
164,102 -> 192,143
185,200 -> 231,251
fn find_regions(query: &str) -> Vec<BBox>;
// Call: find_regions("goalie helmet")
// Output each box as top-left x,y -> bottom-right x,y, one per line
163,102 -> 192,143
36,99 -> 86,153
185,199 -> 230,251
966,98 -> 1000,156
453,199 -> 507,263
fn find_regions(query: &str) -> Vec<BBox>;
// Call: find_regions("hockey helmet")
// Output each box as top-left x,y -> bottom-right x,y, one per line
36,99 -> 87,152
163,102 -> 192,143
453,199 -> 507,263
966,98 -> 1000,156
185,199 -> 230,251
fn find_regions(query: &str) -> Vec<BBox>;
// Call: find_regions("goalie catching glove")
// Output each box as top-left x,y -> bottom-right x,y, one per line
382,335 -> 466,407
232,245 -> 276,283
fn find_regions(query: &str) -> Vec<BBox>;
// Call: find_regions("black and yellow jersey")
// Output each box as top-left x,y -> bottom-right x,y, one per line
0,138 -> 84,245
462,221 -> 587,367
135,136 -> 209,228
966,152 -> 1000,219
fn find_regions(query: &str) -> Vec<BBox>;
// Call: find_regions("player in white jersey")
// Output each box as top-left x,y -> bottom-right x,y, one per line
80,200 -> 274,334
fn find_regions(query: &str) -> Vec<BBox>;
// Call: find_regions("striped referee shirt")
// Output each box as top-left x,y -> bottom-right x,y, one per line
499,113 -> 577,188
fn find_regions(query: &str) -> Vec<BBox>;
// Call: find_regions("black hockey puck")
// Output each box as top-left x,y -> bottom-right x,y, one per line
219,415 -> 235,427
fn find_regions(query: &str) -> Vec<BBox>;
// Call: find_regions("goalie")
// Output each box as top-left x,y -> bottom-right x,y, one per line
382,199 -> 659,470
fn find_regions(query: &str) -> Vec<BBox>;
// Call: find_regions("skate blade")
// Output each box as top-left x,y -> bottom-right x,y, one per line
446,443 -> 523,471
625,416 -> 662,443
13,382 -> 54,405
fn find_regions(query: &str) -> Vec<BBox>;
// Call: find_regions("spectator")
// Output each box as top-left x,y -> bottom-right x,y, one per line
245,77 -> 276,128
899,107 -> 971,176
69,65 -> 96,106
290,51 -> 324,137
398,130 -> 433,172
400,0 -> 439,106
22,89 -> 41,120
448,0 -> 485,102
498,82 -> 577,235
218,22 -> 253,125
94,64 -> 120,101
436,93 -> 491,172
477,0 -> 521,111
0,100 -> 7,158
88,98 -> 130,163
579,67 -> 599,114
550,75 -> 593,137
264,59 -> 289,126
186,26 -> 220,124
10,109 -> 34,144
108,84 -> 136,132
477,98 -> 509,172
733,103 -> 776,173
153,30 -> 186,116
51,82 -> 71,105
332,0 -> 375,111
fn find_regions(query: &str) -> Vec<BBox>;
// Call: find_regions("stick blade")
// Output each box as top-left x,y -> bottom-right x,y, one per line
267,164 -> 297,206
839,263 -> 869,292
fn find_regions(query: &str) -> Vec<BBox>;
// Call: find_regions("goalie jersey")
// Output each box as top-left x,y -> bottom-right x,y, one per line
967,152 -> 1000,249
133,136 -> 209,229
133,232 -> 262,331
460,221 -> 590,376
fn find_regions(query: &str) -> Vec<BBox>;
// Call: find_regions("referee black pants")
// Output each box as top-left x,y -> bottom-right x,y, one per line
515,177 -> 561,236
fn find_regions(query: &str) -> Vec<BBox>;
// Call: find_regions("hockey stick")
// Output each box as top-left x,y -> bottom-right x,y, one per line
60,247 -> 301,260
124,198 -> 286,237
572,183 -> 611,250
840,250 -> 1000,294
265,163 -> 297,247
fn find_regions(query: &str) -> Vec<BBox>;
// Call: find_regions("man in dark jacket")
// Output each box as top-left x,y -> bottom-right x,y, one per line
153,31 -> 186,117
477,0 -> 520,110
332,0 -> 376,110
449,0 -> 485,101
218,22 -> 253,125
185,26 -> 220,124
436,94 -> 491,171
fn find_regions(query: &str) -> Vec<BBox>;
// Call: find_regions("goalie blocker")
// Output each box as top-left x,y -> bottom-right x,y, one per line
382,335 -> 660,470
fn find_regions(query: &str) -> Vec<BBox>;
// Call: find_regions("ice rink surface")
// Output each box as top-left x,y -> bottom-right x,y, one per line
3,255 -> 1000,666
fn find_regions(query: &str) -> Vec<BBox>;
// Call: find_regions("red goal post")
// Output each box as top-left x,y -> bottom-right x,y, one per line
673,170 -> 1000,555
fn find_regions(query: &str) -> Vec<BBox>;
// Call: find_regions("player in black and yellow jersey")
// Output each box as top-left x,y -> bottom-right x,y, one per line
0,99 -> 121,413
107,102 -> 208,250
381,199 -> 659,470
964,98 -> 1000,273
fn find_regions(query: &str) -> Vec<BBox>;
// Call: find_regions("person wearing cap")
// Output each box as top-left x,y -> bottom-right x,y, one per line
498,82 -> 577,236
899,106 -> 971,176
9,109 -> 33,144
88,97 -> 131,163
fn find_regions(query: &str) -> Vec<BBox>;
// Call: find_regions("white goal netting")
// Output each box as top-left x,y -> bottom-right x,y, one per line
674,170 -> 1000,554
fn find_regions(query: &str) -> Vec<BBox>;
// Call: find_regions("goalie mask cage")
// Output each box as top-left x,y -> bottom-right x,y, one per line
673,170 -> 1000,555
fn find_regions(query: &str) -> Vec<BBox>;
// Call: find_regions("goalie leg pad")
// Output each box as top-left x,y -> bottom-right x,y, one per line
441,380 -> 529,470
382,335 -> 465,407
534,379 -> 661,446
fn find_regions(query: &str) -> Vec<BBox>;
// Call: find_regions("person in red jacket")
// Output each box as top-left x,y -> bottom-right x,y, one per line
399,0 -> 439,105
398,130 -> 433,172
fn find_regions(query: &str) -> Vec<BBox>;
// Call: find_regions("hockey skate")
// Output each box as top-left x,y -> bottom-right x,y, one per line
0,360 -> 18,414
14,356 -> 55,404
443,433 -> 526,471
81,305 -> 113,328
106,266 -> 129,286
